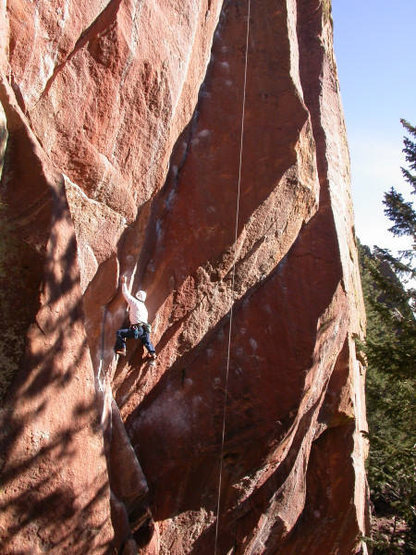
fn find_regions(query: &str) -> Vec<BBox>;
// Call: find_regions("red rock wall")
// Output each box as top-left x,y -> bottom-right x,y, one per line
0,0 -> 369,553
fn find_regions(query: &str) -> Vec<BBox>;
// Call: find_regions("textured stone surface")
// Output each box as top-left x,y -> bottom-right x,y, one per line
0,0 -> 369,553
0,80 -> 113,552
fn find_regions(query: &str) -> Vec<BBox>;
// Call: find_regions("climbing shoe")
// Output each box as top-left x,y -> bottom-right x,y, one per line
149,352 -> 157,360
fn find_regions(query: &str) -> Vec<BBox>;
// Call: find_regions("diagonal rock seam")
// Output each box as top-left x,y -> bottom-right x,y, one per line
36,0 -> 124,104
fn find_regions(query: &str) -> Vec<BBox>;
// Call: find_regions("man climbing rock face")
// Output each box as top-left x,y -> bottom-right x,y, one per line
114,275 -> 157,359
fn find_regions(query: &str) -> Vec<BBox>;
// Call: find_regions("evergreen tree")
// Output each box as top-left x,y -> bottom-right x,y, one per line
359,119 -> 416,552
360,244 -> 416,552
384,120 -> 416,247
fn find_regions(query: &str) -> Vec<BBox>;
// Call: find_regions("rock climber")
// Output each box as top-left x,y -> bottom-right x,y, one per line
114,275 -> 157,359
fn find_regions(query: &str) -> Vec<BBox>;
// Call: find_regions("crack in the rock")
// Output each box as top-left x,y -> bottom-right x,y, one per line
119,0 -> 144,90
36,0 -> 123,104
170,104 -> 201,192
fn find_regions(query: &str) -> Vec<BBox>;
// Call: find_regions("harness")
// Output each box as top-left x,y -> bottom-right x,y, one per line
130,322 -> 151,334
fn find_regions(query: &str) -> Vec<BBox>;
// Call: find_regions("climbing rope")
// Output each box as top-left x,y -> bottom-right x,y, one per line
214,0 -> 251,552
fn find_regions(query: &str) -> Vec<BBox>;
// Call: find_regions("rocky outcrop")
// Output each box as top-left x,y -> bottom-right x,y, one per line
0,0 -> 369,553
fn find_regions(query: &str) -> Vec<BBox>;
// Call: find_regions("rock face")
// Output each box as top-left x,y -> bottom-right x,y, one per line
0,0 -> 369,553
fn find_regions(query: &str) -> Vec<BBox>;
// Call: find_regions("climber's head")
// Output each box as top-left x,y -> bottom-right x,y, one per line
136,290 -> 147,302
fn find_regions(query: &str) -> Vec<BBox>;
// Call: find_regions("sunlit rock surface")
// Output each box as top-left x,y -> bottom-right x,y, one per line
0,0 -> 369,552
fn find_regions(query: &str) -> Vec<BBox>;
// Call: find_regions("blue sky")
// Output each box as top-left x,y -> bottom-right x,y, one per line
332,0 -> 416,251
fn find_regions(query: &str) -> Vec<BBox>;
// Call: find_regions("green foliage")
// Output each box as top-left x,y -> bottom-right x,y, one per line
359,119 -> 416,552
360,244 -> 416,552
360,245 -> 416,379
383,119 -> 416,246
384,187 -> 416,239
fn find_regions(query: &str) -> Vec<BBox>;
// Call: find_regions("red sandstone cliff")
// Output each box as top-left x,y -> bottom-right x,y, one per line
0,0 -> 369,553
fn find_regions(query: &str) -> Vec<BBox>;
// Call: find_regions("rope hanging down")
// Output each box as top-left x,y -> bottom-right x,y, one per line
214,0 -> 251,552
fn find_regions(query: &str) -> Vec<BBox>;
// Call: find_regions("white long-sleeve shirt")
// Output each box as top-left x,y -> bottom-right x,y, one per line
122,283 -> 149,325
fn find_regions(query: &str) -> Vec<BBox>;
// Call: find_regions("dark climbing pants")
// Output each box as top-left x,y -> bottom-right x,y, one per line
115,325 -> 155,355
